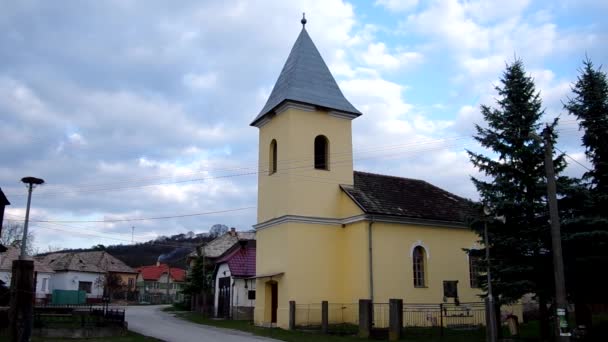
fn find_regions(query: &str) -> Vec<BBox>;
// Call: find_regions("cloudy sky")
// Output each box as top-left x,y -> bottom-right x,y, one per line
1,0 -> 606,251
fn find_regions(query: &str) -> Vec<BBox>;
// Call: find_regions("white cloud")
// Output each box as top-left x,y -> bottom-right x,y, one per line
182,72 -> 218,90
375,0 -> 419,12
361,42 -> 423,70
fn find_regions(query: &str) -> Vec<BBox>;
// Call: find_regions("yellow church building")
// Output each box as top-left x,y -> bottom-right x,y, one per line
251,18 -> 482,329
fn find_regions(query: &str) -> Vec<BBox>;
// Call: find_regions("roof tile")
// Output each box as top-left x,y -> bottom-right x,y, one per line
251,28 -> 361,126
342,171 -> 475,224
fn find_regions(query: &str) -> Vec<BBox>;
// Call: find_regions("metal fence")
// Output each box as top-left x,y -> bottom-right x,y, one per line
327,303 -> 358,335
33,305 -> 125,329
402,302 -> 486,339
294,303 -> 322,328
373,303 -> 390,329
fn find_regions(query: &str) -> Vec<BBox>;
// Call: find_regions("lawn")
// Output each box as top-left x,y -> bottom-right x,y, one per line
174,312 -> 489,342
0,331 -> 161,342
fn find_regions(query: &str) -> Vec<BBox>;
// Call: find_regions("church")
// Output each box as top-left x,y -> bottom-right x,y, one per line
251,17 -> 482,329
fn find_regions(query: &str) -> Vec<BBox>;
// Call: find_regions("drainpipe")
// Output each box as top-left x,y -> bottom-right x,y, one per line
368,218 -> 375,303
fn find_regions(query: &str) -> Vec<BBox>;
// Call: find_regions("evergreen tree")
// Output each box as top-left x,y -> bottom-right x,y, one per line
182,255 -> 207,296
561,58 -> 608,326
564,57 -> 608,202
468,59 -> 566,337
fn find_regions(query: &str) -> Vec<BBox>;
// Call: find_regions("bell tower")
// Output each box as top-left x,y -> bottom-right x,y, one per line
251,15 -> 362,224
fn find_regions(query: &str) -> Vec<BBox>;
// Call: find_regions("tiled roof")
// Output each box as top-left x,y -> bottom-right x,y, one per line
250,28 -> 361,126
0,246 -> 54,273
136,263 -> 186,282
341,171 -> 475,224
217,245 -> 256,278
190,231 -> 255,259
40,251 -> 136,274
0,187 -> 9,205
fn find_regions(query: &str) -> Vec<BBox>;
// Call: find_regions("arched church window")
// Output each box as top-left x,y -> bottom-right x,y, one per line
413,246 -> 426,287
269,139 -> 277,175
314,135 -> 329,170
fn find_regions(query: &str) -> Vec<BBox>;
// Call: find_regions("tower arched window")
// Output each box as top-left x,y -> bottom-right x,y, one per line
314,135 -> 329,170
269,139 -> 277,175
412,246 -> 427,287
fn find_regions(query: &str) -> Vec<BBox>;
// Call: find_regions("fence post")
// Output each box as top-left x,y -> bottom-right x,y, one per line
389,299 -> 403,341
358,299 -> 372,338
289,300 -> 296,330
439,303 -> 444,337
321,301 -> 328,334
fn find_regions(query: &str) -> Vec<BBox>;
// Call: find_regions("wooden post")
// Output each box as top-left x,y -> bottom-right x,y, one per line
389,299 -> 403,341
358,299 -> 372,338
9,259 -> 35,342
289,300 -> 296,330
321,301 -> 328,334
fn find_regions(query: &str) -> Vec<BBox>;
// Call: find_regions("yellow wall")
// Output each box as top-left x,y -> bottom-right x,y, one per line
370,222 -> 481,304
257,107 -> 354,223
254,218 -> 482,328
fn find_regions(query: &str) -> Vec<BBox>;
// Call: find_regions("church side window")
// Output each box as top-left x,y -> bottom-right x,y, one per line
314,135 -> 329,170
469,255 -> 482,288
413,246 -> 426,287
269,139 -> 277,175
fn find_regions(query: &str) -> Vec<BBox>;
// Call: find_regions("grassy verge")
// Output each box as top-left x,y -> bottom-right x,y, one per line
0,331 -> 161,342
174,312 -> 487,342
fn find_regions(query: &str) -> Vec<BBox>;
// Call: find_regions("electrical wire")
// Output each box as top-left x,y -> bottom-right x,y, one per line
6,207 -> 255,224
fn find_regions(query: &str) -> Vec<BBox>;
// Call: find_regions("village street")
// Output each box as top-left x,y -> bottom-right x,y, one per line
126,305 -> 279,342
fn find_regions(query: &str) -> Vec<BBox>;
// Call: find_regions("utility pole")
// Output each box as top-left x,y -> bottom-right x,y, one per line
131,226 -> 135,244
483,207 -> 499,342
541,126 -> 571,341
10,176 -> 44,342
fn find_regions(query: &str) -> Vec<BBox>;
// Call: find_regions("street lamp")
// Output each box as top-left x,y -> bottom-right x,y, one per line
20,176 -> 44,259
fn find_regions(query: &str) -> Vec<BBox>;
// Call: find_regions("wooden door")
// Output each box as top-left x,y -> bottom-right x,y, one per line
218,277 -> 231,318
271,282 -> 278,323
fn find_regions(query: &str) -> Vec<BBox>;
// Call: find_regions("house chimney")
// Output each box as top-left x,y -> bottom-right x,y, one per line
230,227 -> 236,237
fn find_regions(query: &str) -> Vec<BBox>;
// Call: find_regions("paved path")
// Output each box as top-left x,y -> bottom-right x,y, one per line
126,305 -> 279,342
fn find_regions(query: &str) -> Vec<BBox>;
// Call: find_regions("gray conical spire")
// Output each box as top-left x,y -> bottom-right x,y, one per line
251,26 -> 361,126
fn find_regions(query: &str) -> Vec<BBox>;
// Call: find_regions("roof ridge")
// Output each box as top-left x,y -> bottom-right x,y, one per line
354,170 -> 425,183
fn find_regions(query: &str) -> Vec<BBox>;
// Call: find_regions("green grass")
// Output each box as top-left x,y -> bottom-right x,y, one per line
0,331 -> 161,342
174,312 -> 487,342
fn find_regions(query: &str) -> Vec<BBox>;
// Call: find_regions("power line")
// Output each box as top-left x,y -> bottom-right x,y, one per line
2,123 -> 594,199
6,206 -> 255,223
554,147 -> 591,172
3,135 -> 472,197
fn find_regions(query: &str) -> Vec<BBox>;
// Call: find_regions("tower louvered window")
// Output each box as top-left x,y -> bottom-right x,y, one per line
314,135 -> 329,170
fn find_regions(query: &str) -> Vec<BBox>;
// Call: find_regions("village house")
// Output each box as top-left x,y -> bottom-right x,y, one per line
136,262 -> 186,303
0,245 -> 54,304
188,228 -> 256,318
40,251 -> 137,303
251,20 -> 485,328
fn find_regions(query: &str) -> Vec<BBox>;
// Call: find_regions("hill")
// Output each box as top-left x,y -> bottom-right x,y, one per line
37,231 -> 215,270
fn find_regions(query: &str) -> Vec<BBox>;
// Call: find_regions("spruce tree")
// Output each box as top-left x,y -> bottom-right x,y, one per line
468,59 -> 565,337
561,58 -> 608,326
564,57 -> 608,202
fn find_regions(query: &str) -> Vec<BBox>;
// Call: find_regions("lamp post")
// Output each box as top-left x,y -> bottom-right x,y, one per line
9,176 -> 43,342
19,176 -> 44,259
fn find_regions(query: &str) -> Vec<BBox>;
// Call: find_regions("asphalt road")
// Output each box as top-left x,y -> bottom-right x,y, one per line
126,305 -> 279,342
